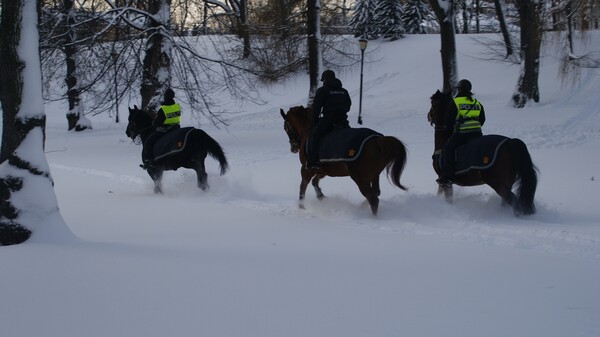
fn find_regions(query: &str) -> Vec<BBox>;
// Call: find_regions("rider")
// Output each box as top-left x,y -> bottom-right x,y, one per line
307,69 -> 352,169
438,79 -> 486,185
141,88 -> 181,168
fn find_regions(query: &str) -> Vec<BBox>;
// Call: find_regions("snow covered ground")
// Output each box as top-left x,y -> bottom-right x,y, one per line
2,32 -> 600,337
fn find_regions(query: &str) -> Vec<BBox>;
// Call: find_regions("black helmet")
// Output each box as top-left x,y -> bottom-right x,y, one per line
164,88 -> 175,100
321,69 -> 336,82
456,79 -> 472,92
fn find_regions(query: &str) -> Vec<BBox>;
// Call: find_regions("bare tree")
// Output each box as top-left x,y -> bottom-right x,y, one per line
429,0 -> 458,93
494,0 -> 513,57
307,0 -> 323,104
512,0 -> 543,108
1,0 -> 66,245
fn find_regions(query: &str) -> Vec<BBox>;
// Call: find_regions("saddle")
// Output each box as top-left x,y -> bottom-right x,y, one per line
310,127 -> 382,162
152,127 -> 195,161
438,134 -> 509,175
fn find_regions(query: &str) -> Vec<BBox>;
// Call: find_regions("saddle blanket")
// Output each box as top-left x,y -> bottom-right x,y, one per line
439,134 -> 509,175
314,127 -> 382,162
152,127 -> 194,160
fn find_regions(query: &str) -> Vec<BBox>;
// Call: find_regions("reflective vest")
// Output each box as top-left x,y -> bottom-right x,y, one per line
453,97 -> 482,133
161,103 -> 181,126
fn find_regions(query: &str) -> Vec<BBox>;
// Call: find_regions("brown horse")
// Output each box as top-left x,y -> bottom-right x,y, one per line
280,106 -> 408,215
427,90 -> 538,215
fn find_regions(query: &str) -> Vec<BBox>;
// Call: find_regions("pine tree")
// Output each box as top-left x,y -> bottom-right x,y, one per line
349,0 -> 379,39
403,0 -> 430,34
374,0 -> 405,40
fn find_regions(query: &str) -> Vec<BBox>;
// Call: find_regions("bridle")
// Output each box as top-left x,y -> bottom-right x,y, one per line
126,112 -> 154,145
283,118 -> 302,151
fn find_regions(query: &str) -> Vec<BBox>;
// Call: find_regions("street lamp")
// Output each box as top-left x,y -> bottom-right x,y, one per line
111,51 -> 119,123
357,38 -> 368,125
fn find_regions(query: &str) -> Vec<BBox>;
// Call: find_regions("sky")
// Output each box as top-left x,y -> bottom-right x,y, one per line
2,32 -> 600,337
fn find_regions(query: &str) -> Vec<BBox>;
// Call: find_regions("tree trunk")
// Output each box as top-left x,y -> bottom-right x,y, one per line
240,0 -> 251,58
566,1 -> 574,54
494,0 -> 513,58
307,0 -> 322,105
512,0 -> 543,108
429,0 -> 458,93
1,0 -> 64,245
141,0 -> 173,112
63,0 -> 86,131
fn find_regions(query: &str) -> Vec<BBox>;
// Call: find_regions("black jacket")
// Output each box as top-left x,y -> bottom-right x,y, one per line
312,78 -> 352,122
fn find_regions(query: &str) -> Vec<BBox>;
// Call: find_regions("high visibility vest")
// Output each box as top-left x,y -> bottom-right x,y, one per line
161,103 -> 181,125
453,97 -> 482,132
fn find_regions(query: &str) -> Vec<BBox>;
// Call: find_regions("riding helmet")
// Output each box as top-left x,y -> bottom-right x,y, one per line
456,79 -> 472,92
164,88 -> 175,100
321,69 -> 336,82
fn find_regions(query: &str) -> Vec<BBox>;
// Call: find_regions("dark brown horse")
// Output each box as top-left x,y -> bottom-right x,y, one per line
126,106 -> 228,193
280,106 -> 408,215
427,90 -> 538,215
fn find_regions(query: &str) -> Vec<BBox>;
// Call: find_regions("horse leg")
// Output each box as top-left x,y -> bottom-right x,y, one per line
298,168 -> 314,209
312,174 -> 326,200
352,176 -> 379,215
371,175 -> 381,197
438,182 -> 453,203
148,168 -> 163,194
491,185 -> 519,214
193,157 -> 209,191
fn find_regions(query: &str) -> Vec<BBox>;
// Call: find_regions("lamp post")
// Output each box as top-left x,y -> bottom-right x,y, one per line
111,51 -> 119,123
357,38 -> 368,125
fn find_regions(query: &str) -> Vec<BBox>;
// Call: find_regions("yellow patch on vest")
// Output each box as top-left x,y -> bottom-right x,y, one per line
348,149 -> 356,157
176,141 -> 183,148
482,156 -> 490,164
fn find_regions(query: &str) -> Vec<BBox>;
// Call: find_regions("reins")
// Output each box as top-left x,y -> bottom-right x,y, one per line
283,119 -> 302,149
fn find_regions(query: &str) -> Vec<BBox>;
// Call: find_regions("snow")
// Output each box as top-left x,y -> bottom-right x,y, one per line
2,32 -> 600,337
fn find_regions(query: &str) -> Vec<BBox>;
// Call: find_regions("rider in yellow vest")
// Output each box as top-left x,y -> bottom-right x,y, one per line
141,88 -> 181,168
438,79 -> 486,185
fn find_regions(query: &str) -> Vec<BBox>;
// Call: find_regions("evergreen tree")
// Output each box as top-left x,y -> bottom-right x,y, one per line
403,0 -> 430,34
374,0 -> 405,40
349,0 -> 378,39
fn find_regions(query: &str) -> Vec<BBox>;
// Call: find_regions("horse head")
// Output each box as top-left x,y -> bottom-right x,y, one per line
280,106 -> 312,153
126,105 -> 154,142
427,90 -> 452,128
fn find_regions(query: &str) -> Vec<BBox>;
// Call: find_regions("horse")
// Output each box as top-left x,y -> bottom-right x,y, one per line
126,105 -> 229,193
280,105 -> 408,215
427,90 -> 538,215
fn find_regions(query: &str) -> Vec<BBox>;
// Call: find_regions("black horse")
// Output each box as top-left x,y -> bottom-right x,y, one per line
427,90 -> 538,215
126,105 -> 228,193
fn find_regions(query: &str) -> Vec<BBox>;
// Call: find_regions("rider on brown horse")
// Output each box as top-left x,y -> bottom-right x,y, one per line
438,79 -> 486,186
307,70 -> 352,170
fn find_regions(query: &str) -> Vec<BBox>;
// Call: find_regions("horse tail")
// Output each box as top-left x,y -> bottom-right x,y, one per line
194,129 -> 229,175
381,136 -> 408,191
509,138 -> 538,215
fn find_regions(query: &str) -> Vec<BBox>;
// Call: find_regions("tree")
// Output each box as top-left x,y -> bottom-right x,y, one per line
512,0 -> 543,108
429,0 -> 458,93
1,0 -> 69,245
140,0 -> 174,112
493,0 -> 514,58
403,0 -> 431,34
349,0 -> 378,39
307,0 -> 323,104
374,0 -> 405,40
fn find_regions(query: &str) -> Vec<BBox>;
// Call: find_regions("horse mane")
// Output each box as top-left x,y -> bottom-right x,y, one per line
430,89 -> 451,103
288,105 -> 314,127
